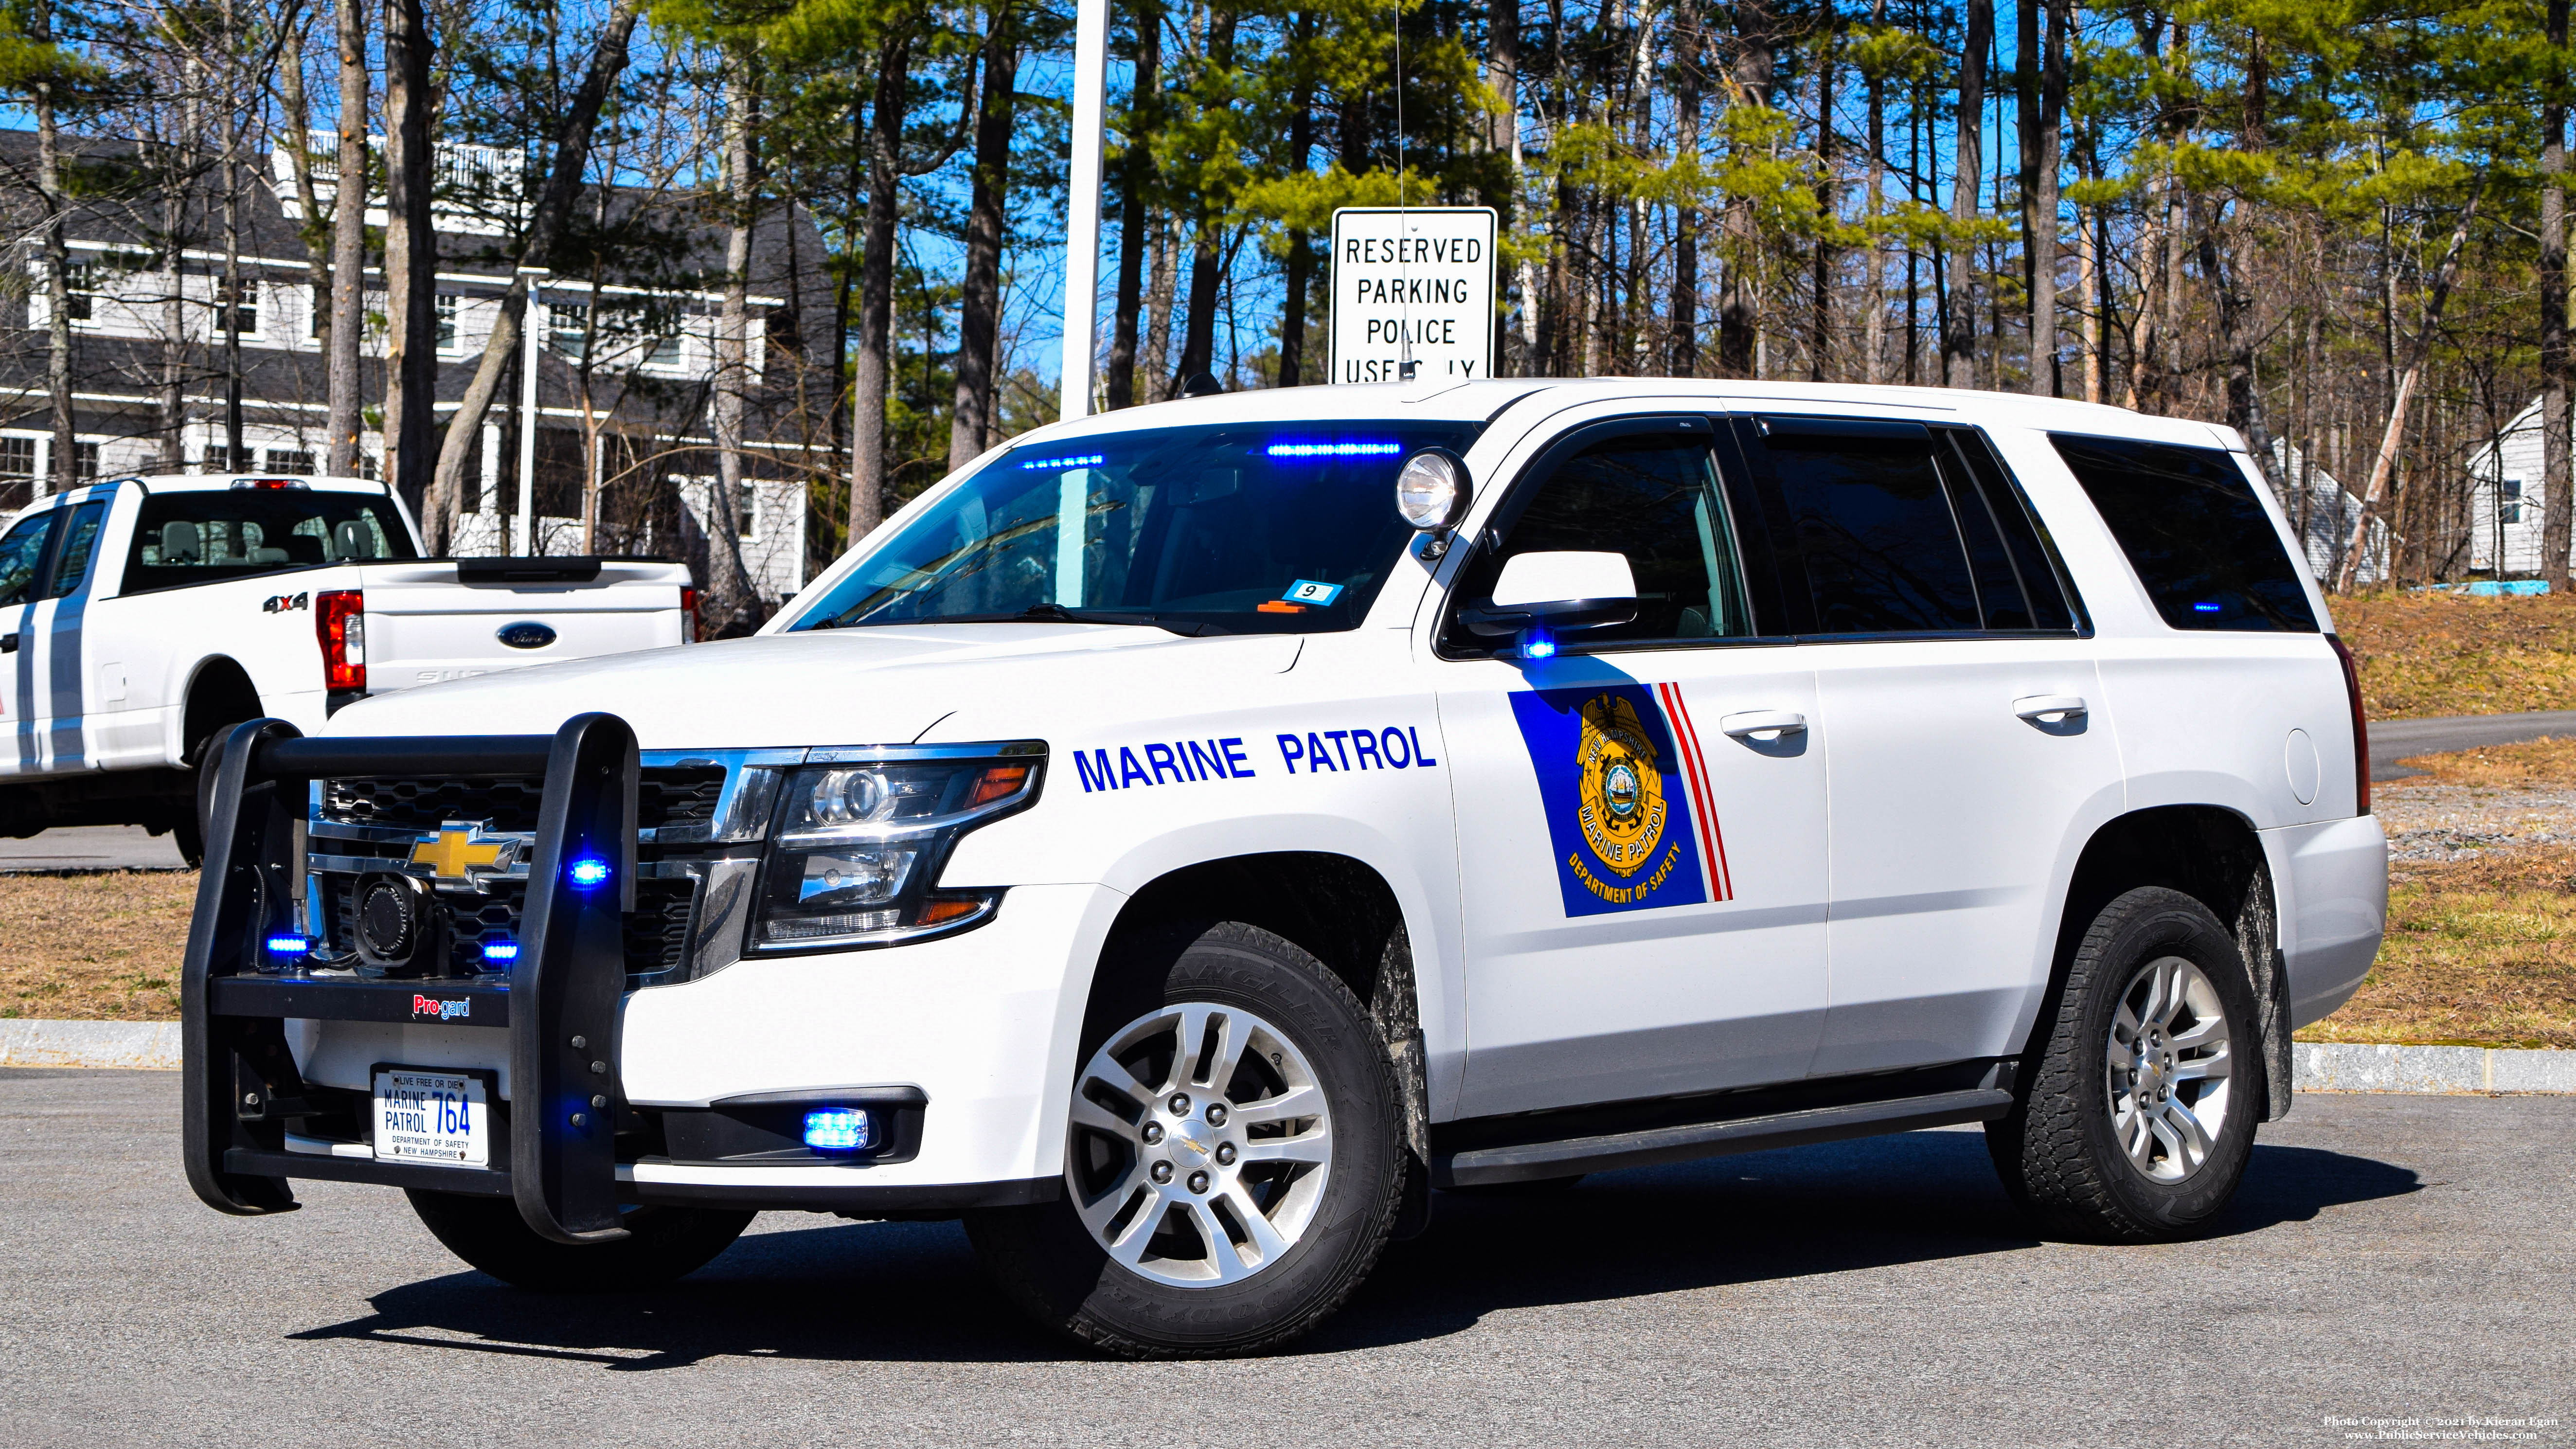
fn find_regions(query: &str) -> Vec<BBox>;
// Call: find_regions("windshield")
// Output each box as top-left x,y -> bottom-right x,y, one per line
791,420 -> 1485,634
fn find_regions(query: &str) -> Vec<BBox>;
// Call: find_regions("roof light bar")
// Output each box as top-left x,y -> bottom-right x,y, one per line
1265,441 -> 1404,459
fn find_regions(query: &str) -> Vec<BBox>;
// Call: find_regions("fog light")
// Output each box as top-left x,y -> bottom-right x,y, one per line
566,857 -> 611,890
804,1109 -> 872,1152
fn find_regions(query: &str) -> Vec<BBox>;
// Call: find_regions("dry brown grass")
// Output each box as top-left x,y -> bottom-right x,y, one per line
0,871 -> 195,1021
2336,590 -> 2576,720
2300,843 -> 2576,1049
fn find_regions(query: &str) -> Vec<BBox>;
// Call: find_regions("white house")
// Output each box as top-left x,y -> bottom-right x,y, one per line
2264,440 -> 2388,586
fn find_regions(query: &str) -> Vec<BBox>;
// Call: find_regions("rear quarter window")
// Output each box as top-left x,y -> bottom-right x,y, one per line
2049,433 -> 2318,632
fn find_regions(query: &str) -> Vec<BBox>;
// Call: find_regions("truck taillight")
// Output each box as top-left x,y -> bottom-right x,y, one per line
2327,633 -> 2370,816
681,587 -> 700,644
318,589 -> 365,692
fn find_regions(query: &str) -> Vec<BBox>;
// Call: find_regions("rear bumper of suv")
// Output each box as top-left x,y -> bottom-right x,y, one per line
2265,813 -> 2389,1029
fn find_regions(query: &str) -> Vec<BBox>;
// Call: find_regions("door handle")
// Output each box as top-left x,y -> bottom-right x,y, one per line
1720,709 -> 1807,739
2014,694 -> 2088,723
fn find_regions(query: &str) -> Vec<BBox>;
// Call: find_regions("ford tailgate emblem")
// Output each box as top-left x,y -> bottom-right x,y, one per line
497,621 -> 557,650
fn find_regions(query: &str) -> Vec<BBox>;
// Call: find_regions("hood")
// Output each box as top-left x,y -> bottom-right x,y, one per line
322,623 -> 1305,750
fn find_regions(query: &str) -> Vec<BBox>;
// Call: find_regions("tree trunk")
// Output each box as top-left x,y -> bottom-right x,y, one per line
1670,0 -> 1701,377
848,30 -> 912,542
2545,0 -> 2571,591
1809,6 -> 1835,381
1277,24 -> 1316,387
33,0 -> 73,494
2026,0 -> 2067,395
1715,0 -> 1774,377
1859,0 -> 1886,383
422,0 -> 638,553
1105,0 -> 1160,409
1942,0 -> 1988,389
1169,11 -> 1235,392
382,0 -> 439,528
708,61 -> 759,630
328,0 -> 368,475
950,4 -> 1019,470
2340,184 -> 2485,591
281,18 -> 337,404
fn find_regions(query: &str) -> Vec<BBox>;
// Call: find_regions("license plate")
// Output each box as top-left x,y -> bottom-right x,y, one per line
372,1068 -> 488,1168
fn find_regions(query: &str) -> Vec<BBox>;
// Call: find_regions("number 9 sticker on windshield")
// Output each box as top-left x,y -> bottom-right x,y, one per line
1508,684 -> 1734,916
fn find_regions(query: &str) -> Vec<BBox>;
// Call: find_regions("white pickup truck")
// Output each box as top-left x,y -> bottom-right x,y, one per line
1,472 -> 694,860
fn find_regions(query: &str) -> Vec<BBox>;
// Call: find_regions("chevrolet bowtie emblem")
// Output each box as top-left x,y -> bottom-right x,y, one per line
410,822 -> 518,885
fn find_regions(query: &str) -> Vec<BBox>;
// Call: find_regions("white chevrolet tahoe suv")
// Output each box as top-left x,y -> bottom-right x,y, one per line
1,472 -> 693,860
179,380 -> 2387,1358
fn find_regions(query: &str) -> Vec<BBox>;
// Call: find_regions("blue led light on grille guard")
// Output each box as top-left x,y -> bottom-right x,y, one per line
804,1109 -> 872,1152
482,940 -> 520,963
566,857 -> 612,890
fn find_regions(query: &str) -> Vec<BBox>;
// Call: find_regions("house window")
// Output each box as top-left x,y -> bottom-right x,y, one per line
738,483 -> 757,540
265,448 -> 316,476
215,277 -> 259,337
435,292 -> 459,350
550,302 -> 590,359
2503,478 -> 2525,525
0,436 -> 36,482
648,330 -> 685,371
75,442 -> 99,480
200,444 -> 255,473
62,261 -> 100,322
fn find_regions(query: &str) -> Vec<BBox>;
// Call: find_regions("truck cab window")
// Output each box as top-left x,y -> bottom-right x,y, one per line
0,511 -> 54,608
1445,433 -> 1753,654
121,490 -> 415,596
41,501 -> 107,599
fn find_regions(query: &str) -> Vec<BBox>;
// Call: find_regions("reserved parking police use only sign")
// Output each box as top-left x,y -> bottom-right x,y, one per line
1328,207 -> 1497,384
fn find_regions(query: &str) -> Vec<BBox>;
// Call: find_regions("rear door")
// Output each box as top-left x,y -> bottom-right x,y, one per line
1721,414 -> 2125,1076
8,489 -> 112,776
1436,411 -> 1833,1118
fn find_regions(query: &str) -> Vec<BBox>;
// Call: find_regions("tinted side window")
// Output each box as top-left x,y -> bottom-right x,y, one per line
0,512 -> 54,608
1750,417 -> 1980,634
1944,429 -> 2080,631
41,502 -> 107,600
1446,433 -> 1754,651
2050,433 -> 2317,632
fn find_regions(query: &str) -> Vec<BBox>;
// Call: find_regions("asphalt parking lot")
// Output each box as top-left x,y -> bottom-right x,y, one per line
2,1070 -> 2567,1448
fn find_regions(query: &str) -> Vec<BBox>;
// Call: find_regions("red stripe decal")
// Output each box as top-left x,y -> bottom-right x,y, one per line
1657,682 -> 1731,902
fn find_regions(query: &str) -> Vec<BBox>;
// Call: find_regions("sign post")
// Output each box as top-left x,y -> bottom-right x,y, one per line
1328,207 -> 1498,385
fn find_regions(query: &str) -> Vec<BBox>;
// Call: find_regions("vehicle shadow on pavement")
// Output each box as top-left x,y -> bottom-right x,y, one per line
286,1129 -> 2418,1366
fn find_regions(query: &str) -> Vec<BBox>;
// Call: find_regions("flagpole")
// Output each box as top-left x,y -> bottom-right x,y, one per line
1059,0 -> 1109,422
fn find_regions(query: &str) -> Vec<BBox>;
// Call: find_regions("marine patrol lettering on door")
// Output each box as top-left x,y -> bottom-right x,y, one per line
1508,683 -> 1734,916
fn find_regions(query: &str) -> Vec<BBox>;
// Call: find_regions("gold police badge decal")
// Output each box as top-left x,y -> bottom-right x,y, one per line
1574,693 -> 1666,877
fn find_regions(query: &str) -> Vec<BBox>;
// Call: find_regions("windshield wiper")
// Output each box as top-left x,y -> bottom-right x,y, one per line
844,602 -> 1220,637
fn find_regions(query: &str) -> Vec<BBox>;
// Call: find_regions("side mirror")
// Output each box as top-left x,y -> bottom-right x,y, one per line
1458,551 -> 1639,654
1395,449 -> 1470,558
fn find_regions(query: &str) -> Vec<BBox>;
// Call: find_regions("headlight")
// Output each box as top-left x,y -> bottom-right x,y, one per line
751,744 -> 1043,950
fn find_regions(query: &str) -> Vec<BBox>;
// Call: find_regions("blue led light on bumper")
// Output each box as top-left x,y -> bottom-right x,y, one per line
1265,440 -> 1403,459
566,857 -> 612,890
804,1109 -> 873,1152
265,935 -> 310,956
482,940 -> 520,963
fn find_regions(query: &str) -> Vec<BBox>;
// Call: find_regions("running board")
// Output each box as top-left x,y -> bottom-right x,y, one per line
1433,1080 -> 2016,1188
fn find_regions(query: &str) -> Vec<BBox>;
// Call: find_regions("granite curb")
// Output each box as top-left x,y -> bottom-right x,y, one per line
2,1019 -> 2571,1094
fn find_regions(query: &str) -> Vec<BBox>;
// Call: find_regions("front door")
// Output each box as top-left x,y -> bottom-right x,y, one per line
1438,415 -> 1832,1119
1,503 -> 63,777
9,493 -> 110,777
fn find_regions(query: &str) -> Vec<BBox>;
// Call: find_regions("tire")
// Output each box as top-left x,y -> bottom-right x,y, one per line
966,920 -> 1406,1359
405,1190 -> 754,1292
1986,886 -> 2264,1243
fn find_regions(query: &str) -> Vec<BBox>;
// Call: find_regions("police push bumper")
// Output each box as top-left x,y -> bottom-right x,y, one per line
179,713 -> 639,1244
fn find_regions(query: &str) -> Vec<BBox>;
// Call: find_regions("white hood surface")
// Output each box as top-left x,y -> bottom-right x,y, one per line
320,623 -> 1306,751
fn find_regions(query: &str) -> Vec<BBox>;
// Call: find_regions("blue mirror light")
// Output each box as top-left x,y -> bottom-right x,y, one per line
804,1109 -> 872,1152
1519,627 -> 1557,660
566,857 -> 612,890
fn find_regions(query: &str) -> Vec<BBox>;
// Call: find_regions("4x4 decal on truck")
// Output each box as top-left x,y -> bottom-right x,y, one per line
1508,682 -> 1733,916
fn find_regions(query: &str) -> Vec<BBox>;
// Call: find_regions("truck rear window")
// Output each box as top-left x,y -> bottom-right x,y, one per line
121,489 -> 416,596
2049,434 -> 2318,632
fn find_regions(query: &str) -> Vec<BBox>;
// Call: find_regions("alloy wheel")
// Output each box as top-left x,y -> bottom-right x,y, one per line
2104,954 -> 2235,1184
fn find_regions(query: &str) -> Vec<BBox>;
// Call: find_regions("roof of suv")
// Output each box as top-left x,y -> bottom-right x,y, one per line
1010,378 -> 2241,453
